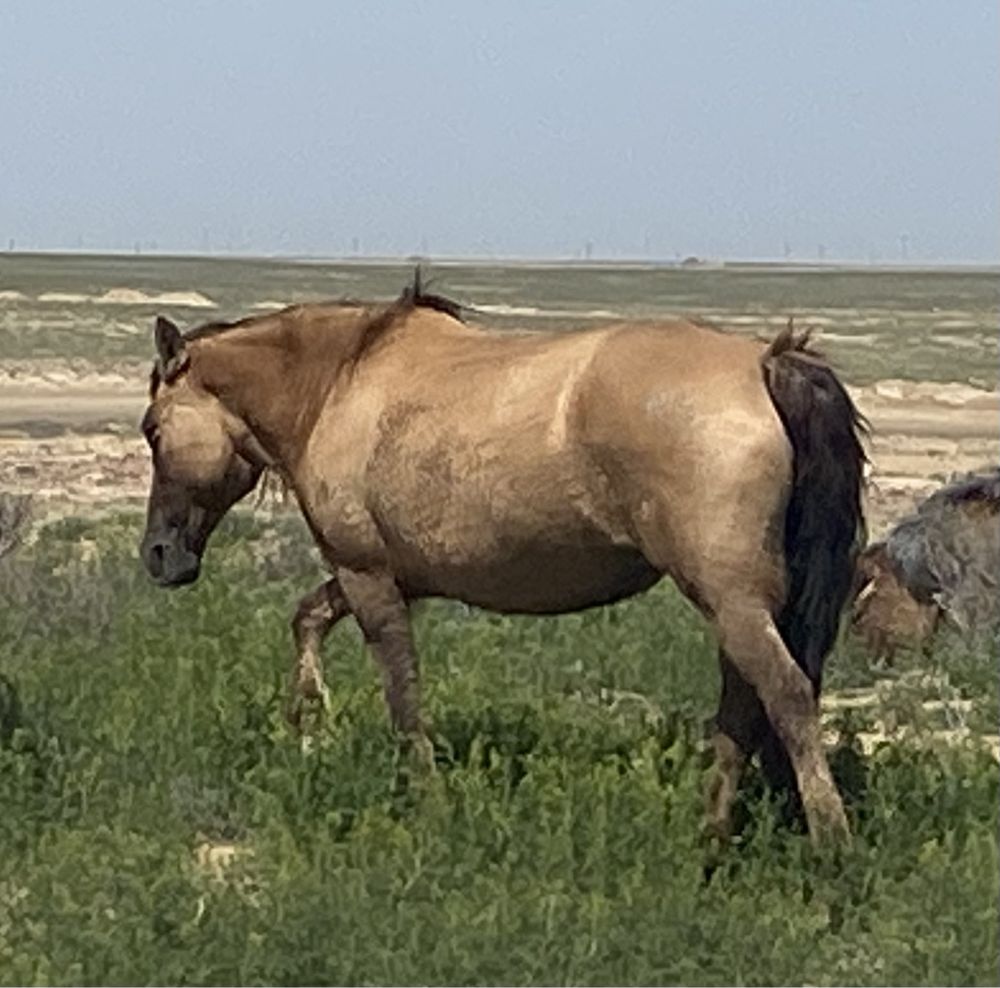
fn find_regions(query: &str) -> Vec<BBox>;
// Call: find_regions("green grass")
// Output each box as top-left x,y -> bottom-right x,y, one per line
1,513 -> 997,985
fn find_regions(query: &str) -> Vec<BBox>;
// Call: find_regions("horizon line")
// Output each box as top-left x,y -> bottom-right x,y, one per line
3,247 -> 999,273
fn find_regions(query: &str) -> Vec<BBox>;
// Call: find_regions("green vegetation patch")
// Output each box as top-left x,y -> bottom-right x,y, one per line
1,514 -> 997,985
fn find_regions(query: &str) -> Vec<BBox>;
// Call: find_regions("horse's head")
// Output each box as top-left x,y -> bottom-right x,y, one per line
849,541 -> 941,660
139,317 -> 264,586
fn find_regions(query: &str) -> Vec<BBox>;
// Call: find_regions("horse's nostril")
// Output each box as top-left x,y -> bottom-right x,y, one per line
146,542 -> 165,577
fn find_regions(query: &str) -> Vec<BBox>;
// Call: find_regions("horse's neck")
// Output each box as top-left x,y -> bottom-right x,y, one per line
194,317 -> 351,470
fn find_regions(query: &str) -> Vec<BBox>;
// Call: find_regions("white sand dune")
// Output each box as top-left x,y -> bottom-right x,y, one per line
95,288 -> 217,308
934,319 -> 979,329
32,289 -> 216,307
472,303 -> 619,319
864,378 -> 999,406
816,331 -> 880,346
38,292 -> 90,303
929,334 -> 985,350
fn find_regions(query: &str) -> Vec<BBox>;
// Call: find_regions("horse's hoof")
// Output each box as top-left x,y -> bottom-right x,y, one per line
402,733 -> 437,775
806,804 -> 852,847
286,685 -> 331,736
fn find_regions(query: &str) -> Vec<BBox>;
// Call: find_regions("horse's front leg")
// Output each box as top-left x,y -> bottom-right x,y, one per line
288,578 -> 350,730
336,568 -> 432,767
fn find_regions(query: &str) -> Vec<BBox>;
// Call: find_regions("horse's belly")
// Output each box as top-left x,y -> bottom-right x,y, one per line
359,431 -> 660,611
395,537 -> 660,614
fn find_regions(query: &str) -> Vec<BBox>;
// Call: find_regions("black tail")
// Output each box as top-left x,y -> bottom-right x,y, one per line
762,322 -> 867,692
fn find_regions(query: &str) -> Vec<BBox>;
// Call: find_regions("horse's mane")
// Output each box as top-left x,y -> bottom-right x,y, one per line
342,268 -> 463,372
148,268 -> 464,394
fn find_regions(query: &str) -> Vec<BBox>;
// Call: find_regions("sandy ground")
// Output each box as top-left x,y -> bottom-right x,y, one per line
1,362 -> 996,533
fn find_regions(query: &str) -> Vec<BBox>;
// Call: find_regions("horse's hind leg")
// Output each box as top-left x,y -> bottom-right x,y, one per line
706,654 -> 766,840
288,578 -> 349,730
707,653 -> 800,841
711,598 -> 848,843
629,437 -> 846,842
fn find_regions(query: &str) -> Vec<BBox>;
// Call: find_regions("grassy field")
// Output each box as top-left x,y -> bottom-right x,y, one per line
1,511 -> 997,985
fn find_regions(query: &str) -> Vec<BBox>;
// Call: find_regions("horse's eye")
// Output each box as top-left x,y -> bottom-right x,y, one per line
140,409 -> 159,448
144,426 -> 161,453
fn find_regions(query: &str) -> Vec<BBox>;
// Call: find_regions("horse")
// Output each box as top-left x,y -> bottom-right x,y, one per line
139,274 -> 866,843
851,468 -> 1000,660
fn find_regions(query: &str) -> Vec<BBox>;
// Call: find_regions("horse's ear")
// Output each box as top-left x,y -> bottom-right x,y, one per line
154,316 -> 189,382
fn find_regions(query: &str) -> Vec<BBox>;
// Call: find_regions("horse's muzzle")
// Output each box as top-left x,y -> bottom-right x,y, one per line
141,536 -> 201,587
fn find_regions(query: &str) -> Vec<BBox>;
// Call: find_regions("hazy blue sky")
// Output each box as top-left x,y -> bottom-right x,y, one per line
2,1 -> 997,261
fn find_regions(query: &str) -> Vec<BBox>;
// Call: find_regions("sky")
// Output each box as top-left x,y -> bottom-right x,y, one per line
1,1 -> 997,262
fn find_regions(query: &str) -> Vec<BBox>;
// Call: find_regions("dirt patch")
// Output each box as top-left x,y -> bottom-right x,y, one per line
848,380 -> 998,535
0,432 -> 150,510
822,677 -> 1000,761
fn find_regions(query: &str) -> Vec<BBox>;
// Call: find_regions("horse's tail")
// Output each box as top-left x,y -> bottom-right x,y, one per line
762,322 -> 867,692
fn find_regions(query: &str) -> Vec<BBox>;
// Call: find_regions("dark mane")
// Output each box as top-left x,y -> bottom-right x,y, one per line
148,269 -> 464,395
179,311 -> 279,344
149,307 -> 322,396
343,268 -> 464,372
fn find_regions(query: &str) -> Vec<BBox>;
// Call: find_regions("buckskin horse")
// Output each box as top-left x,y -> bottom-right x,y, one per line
139,274 -> 865,843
